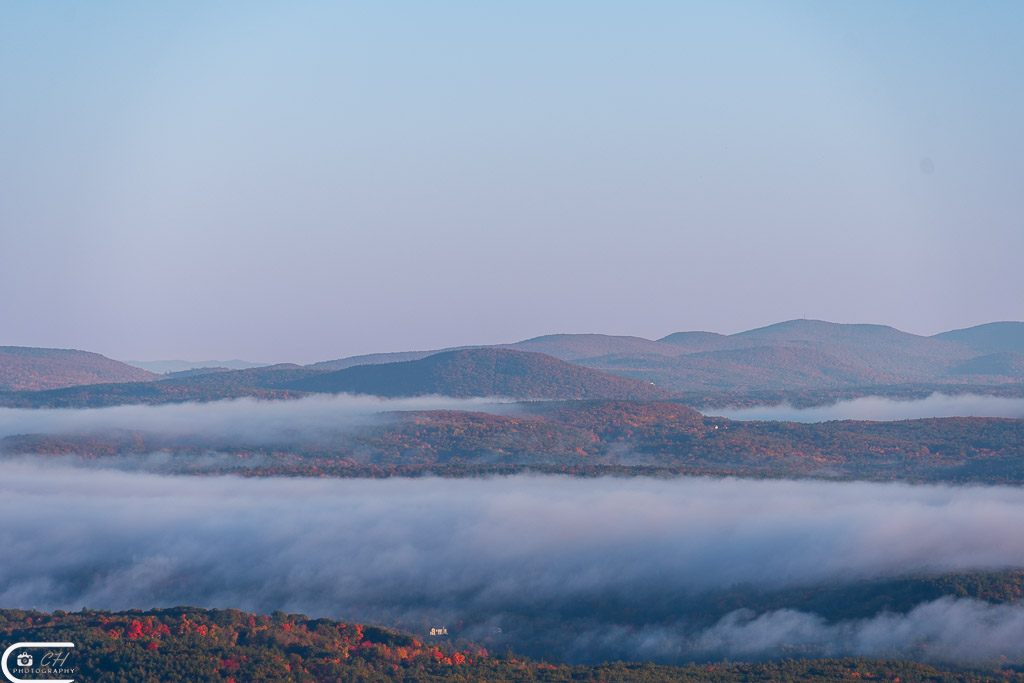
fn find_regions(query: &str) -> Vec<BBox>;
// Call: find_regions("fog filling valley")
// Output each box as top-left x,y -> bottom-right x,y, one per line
0,394 -> 519,442
4,393 -> 1021,447
3,463 -> 1024,664
704,393 -> 1024,422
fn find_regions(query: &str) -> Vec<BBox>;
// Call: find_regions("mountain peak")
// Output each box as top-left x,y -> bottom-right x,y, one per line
735,319 -> 910,342
287,347 -> 676,400
0,346 -> 159,391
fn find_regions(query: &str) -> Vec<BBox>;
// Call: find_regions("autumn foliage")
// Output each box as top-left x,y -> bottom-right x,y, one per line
1,606 -> 1020,683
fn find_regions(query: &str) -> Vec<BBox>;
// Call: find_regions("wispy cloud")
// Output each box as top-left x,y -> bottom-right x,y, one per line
0,394 -> 517,441
705,393 -> 1024,422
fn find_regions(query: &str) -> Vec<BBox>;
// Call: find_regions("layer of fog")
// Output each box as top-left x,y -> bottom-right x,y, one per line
0,394 -> 517,442
590,598 -> 1024,664
705,393 -> 1024,422
2,464 -> 1023,664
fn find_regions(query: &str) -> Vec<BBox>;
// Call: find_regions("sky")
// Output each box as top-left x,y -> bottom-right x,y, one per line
2,2 -> 1022,364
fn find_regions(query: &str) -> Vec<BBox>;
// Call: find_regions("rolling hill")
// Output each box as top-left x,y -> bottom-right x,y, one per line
657,331 -> 759,353
0,346 -> 159,391
934,321 -> 1024,354
307,334 -> 689,371
509,321 -> 993,390
6,319 -> 1024,405
0,363 -> 318,408
302,321 -> 992,390
287,348 -> 677,400
12,397 -> 1024,485
731,319 -> 972,378
123,359 -> 269,373
307,349 -> 450,371
507,333 -> 685,360
577,345 -> 899,391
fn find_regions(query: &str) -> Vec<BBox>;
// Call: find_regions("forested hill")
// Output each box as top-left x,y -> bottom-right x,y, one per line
5,320 -> 1024,407
0,346 -> 158,391
285,348 -> 677,400
0,350 -> 675,407
935,321 -> 1024,354
9,399 -> 1024,485
302,320 -> 1024,394
0,363 -> 316,408
1,606 -> 1019,683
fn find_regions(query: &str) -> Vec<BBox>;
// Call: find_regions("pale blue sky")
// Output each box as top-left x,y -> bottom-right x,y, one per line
2,2 -> 1022,363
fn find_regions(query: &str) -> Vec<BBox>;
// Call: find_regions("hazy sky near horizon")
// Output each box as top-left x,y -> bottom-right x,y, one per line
2,2 -> 1022,363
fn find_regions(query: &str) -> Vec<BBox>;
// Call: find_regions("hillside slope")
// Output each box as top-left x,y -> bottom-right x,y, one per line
0,346 -> 159,391
308,349 -> 450,371
579,345 -> 898,391
3,606 -> 1017,682
0,363 -> 317,408
306,333 -> 689,372
507,333 -> 684,360
733,319 -> 971,378
934,321 -> 1024,354
657,331 -> 759,353
949,352 -> 1024,377
124,359 -> 268,373
287,348 -> 676,400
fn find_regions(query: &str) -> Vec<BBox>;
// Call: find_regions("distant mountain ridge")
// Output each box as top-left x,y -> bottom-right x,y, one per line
307,350 -> 450,372
287,348 -> 675,400
124,359 -> 268,373
576,344 -> 901,391
0,346 -> 159,391
0,363 -> 315,408
303,320 -> 1023,393
657,331 -> 757,353
934,322 -> 1024,354
508,334 -> 683,360
4,320 -> 1022,406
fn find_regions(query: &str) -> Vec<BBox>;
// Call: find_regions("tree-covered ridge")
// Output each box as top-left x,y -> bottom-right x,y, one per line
8,399 -> 1024,484
0,607 -> 485,682
1,606 -> 1020,683
4,321 -> 1024,407
0,363 -> 316,408
305,321 -> 1024,391
0,349 -> 675,408
0,346 -> 158,391
286,348 -> 677,400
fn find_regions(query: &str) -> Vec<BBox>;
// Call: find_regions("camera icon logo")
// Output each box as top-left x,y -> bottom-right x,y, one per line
3,642 -> 74,682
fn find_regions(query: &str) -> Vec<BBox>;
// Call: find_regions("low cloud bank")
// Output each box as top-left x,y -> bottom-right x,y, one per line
597,597 -> 1024,664
705,393 -> 1024,422
0,394 -> 516,441
1,466 -> 1023,663
561,598 -> 1024,664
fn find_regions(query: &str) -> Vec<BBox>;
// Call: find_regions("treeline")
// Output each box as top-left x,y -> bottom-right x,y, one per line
1,606 -> 1020,682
